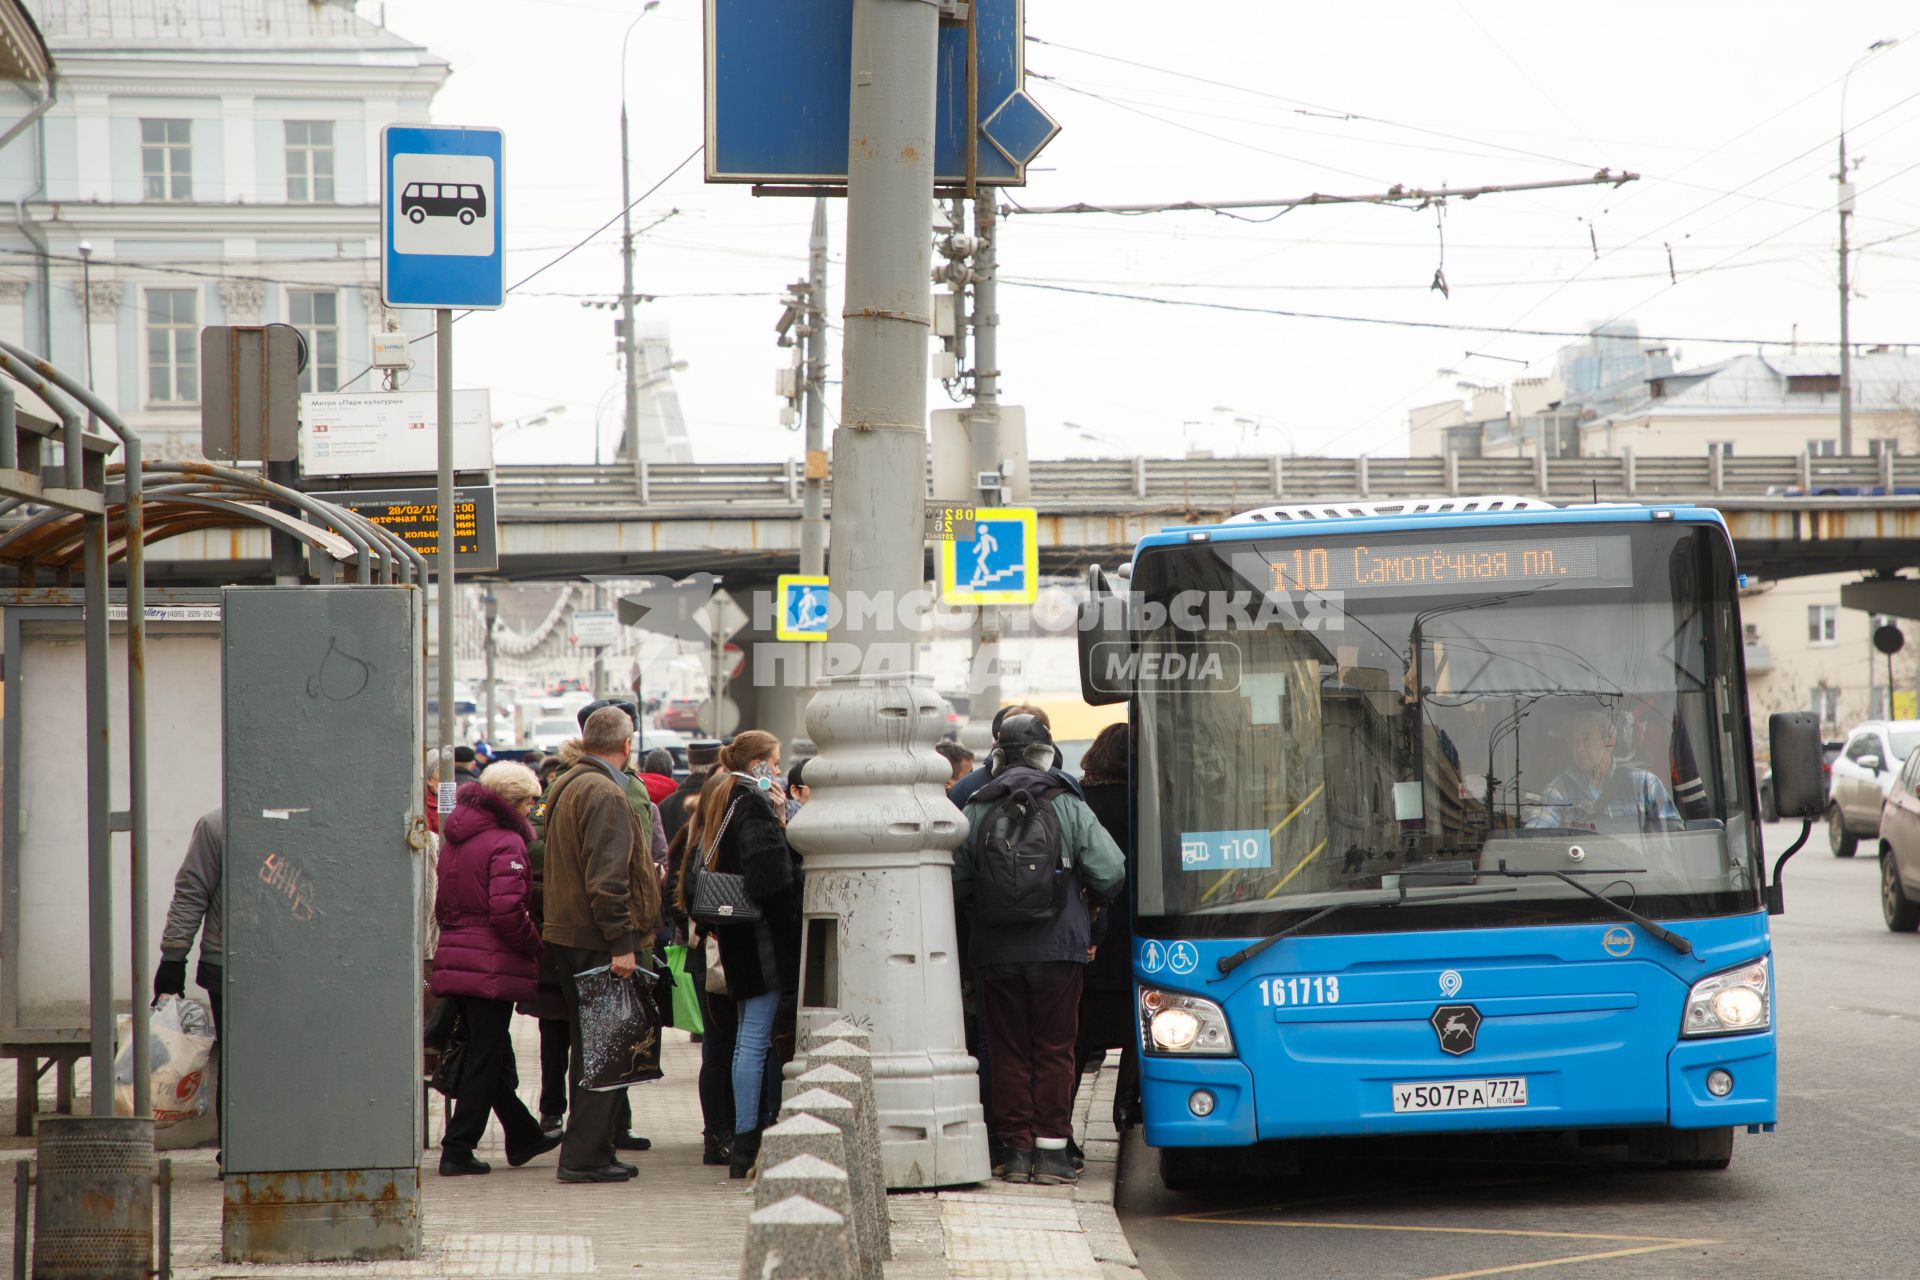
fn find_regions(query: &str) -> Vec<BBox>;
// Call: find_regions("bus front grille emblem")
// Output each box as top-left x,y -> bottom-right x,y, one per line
1431,1004 -> 1481,1056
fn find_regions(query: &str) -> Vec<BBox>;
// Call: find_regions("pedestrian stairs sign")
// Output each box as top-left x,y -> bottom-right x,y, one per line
776,574 -> 831,641
938,507 -> 1038,606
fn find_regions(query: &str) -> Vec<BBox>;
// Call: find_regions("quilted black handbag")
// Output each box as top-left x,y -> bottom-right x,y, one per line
687,793 -> 764,927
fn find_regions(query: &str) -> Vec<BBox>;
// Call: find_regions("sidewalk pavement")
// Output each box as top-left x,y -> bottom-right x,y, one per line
2,1023 -> 1143,1280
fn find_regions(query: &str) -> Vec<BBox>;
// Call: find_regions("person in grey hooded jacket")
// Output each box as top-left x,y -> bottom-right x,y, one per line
953,716 -> 1123,1187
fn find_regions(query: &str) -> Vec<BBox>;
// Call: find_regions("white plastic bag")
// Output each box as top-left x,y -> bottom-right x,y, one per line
114,994 -> 216,1127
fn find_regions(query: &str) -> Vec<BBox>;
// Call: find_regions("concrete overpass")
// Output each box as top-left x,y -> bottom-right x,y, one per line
494,452 -> 1920,586
111,452 -> 1920,599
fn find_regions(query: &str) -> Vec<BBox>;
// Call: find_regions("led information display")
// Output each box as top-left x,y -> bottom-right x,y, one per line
1262,533 -> 1634,597
326,484 -> 499,571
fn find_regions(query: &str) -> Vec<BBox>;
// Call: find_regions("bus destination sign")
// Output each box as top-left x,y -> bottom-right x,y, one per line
1263,533 -> 1633,597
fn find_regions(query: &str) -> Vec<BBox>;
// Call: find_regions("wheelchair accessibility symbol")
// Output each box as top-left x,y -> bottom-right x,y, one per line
1167,942 -> 1199,976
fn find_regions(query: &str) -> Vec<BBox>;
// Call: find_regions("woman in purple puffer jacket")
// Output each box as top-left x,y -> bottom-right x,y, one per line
430,762 -> 563,1176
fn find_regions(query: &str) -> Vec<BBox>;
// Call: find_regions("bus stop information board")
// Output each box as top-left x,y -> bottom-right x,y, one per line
327,485 -> 499,571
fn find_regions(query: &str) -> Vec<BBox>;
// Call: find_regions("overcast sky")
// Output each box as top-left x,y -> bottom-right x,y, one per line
379,0 -> 1920,467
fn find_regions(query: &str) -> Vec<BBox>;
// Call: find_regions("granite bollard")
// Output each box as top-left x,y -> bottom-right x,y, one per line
761,1113 -> 855,1182
794,1061 -> 889,1265
777,1087 -> 876,1280
738,1195 -> 854,1280
756,1156 -> 867,1280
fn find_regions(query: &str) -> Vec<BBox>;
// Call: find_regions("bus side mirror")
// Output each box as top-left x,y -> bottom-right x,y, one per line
1767,711 -> 1824,915
1769,712 -> 1826,820
1078,564 -> 1130,707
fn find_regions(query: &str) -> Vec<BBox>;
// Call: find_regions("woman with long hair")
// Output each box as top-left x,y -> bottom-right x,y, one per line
669,791 -> 737,1165
688,730 -> 801,1177
430,761 -> 563,1175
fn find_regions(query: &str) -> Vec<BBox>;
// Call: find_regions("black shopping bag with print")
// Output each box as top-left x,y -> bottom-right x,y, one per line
575,963 -> 666,1090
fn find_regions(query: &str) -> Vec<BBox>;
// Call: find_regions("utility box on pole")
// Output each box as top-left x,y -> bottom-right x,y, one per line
220,585 -> 424,1263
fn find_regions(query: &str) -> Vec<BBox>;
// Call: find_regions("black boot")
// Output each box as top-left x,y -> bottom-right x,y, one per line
439,1151 -> 491,1177
703,1131 -> 733,1167
728,1129 -> 761,1180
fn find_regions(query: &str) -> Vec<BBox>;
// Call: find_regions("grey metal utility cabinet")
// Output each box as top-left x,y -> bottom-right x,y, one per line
220,585 -> 423,1263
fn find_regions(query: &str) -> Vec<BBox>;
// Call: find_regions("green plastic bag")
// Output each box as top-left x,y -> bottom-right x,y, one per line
663,944 -> 704,1036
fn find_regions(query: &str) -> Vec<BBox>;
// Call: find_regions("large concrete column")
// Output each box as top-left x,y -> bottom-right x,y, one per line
783,0 -> 989,1189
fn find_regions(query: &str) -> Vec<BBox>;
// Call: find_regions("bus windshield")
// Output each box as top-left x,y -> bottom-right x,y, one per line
1130,521 -> 1761,939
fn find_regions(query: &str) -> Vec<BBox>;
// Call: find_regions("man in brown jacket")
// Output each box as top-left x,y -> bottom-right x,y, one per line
542,704 -> 660,1182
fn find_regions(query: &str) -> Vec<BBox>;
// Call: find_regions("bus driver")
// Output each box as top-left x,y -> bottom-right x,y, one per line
1529,706 -> 1680,833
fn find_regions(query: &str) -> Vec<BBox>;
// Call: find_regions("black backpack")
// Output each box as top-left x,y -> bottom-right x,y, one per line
973,783 -> 1072,925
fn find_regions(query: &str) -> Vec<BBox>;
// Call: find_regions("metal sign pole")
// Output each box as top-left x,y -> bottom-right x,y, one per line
436,309 -> 456,790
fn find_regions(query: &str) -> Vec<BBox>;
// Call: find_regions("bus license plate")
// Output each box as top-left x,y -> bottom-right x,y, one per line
1391,1077 -> 1528,1113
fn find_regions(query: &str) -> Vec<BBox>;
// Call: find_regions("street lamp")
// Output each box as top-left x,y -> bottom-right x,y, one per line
619,0 -> 663,466
1211,403 -> 1295,456
493,403 -> 567,439
1063,420 -> 1125,456
1838,37 -> 1899,456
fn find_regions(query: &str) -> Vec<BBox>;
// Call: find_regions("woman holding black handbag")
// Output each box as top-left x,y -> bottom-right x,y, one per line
685,730 -> 801,1178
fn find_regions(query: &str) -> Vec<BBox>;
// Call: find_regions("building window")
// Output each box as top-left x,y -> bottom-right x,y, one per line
1808,604 -> 1838,646
1787,373 -> 1843,395
1870,438 -> 1898,457
140,119 -> 191,202
1807,439 -> 1839,458
146,288 -> 198,404
1810,687 -> 1840,727
285,121 -> 335,203
288,290 -> 339,393
1708,441 -> 1735,457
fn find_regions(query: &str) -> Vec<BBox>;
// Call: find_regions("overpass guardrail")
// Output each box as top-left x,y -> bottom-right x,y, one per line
493,451 -> 1920,515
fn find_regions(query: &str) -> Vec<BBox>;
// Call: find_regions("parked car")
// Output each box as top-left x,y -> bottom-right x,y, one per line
657,698 -> 702,732
1873,750 -> 1920,931
1758,741 -> 1843,821
1828,720 -> 1920,856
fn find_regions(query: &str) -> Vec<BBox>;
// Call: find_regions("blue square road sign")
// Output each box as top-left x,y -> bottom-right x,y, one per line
382,125 -> 505,310
776,574 -> 831,642
939,507 -> 1037,606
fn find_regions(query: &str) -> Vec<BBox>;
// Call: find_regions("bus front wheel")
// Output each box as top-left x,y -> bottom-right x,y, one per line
1630,1125 -> 1733,1170
1158,1147 -> 1215,1193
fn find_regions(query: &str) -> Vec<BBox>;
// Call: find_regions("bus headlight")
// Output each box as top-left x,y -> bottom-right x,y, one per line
1682,957 -> 1770,1037
1140,988 -> 1234,1056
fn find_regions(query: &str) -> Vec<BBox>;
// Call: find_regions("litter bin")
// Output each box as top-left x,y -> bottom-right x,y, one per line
32,1115 -> 155,1279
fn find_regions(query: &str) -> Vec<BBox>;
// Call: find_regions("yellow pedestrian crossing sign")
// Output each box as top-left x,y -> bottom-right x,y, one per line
776,574 -> 831,641
938,507 -> 1038,605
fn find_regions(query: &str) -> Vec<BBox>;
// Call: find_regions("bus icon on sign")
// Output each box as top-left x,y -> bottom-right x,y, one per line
402,182 -> 487,226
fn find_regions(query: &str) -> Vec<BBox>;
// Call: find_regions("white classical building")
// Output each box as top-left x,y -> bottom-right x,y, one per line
0,0 -> 446,460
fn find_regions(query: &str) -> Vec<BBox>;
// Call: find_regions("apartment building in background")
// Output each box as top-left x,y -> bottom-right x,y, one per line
0,0 -> 447,461
1408,323 -> 1920,736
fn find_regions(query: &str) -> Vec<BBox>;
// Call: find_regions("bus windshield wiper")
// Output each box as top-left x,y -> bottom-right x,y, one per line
1211,884 -> 1519,979
1399,861 -> 1697,959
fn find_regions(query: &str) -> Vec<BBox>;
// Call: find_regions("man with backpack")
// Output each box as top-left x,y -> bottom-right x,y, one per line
952,714 -> 1124,1185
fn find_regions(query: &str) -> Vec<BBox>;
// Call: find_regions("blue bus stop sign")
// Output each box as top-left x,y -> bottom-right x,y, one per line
705,0 -> 1057,185
382,125 -> 505,310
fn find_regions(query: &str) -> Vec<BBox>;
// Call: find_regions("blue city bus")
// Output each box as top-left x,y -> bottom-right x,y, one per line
1078,497 -> 1801,1189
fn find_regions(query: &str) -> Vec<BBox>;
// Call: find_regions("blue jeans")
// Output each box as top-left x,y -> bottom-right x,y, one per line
731,990 -> 781,1135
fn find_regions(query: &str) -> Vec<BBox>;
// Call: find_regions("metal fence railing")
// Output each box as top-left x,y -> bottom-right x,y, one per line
493,451 -> 1920,514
